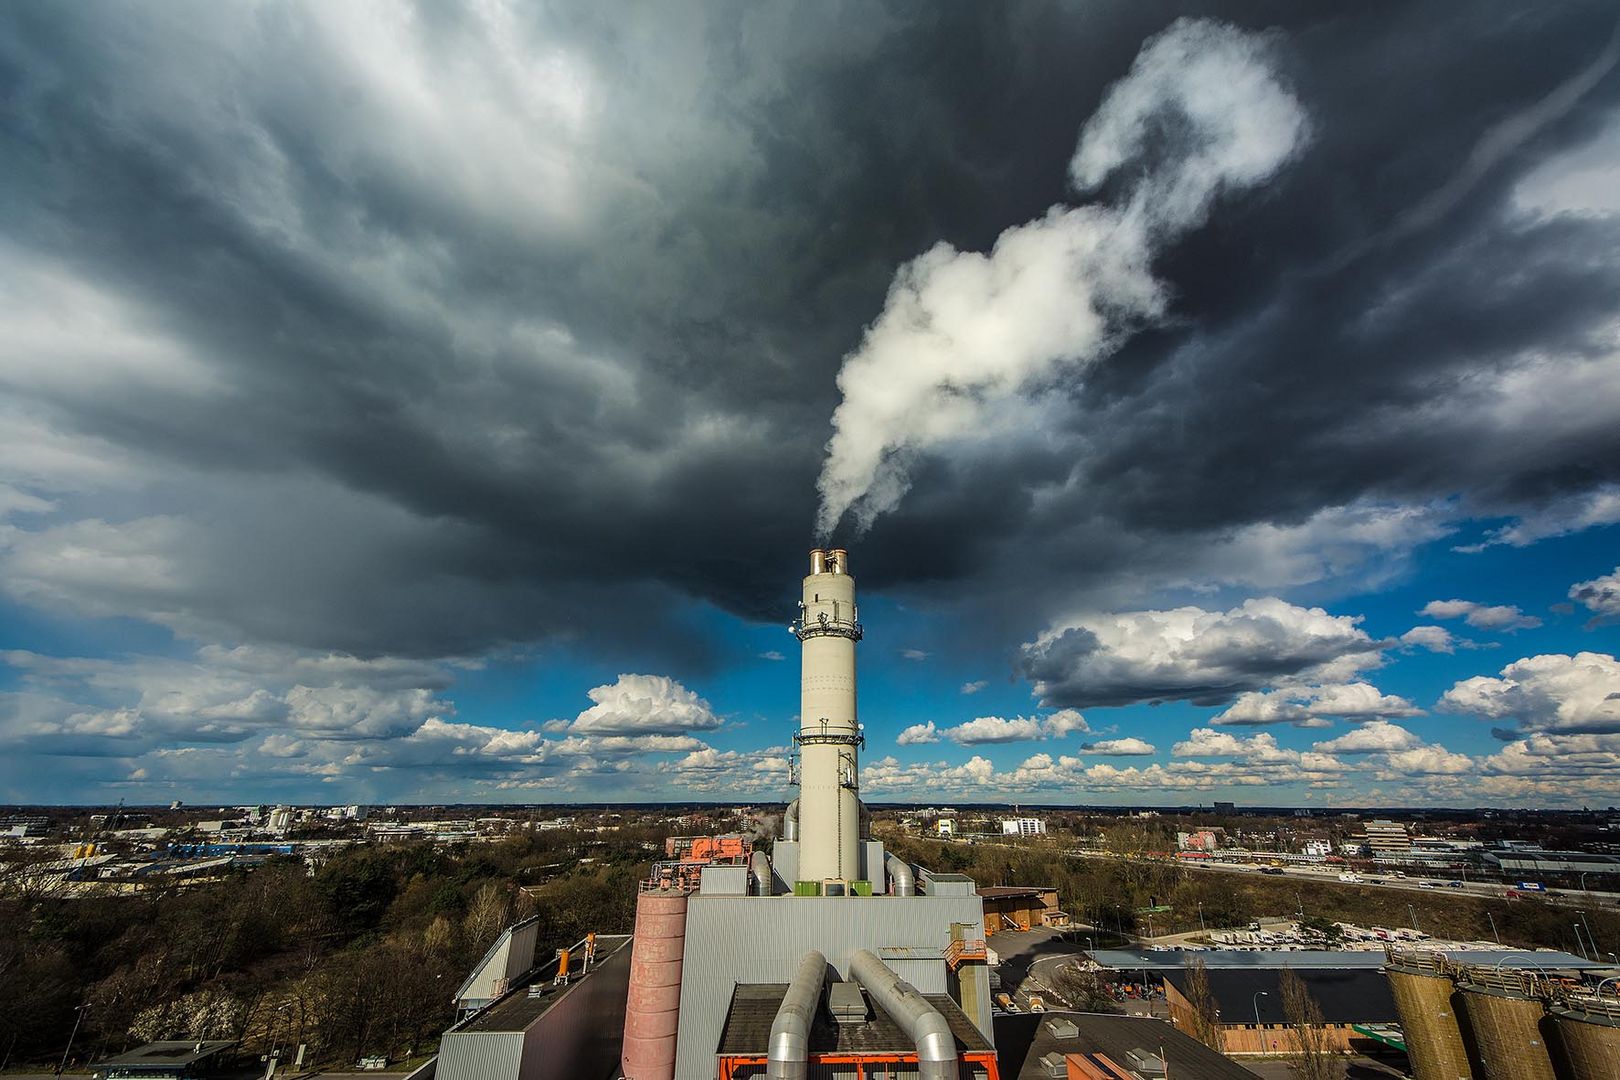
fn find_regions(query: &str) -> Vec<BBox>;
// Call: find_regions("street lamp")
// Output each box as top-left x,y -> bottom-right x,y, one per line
1578,910 -> 1597,957
1486,911 -> 1501,946
1408,904 -> 1422,935
1253,991 -> 1269,1027
56,1004 -> 89,1077
1574,924 -> 1591,962
1197,901 -> 1206,934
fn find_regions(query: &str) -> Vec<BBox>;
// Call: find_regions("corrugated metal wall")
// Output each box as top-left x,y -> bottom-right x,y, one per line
437,1031 -> 524,1080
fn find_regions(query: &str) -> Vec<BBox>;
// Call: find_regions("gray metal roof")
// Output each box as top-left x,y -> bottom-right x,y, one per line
94,1041 -> 237,1069
1088,947 -> 1601,971
1162,967 -> 1398,1025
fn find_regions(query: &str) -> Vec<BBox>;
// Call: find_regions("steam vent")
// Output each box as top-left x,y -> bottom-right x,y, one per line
621,549 -> 998,1080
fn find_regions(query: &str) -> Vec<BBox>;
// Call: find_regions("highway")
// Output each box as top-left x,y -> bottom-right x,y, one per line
1046,845 -> 1620,913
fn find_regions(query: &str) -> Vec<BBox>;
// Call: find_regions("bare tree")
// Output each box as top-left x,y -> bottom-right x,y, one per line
1182,957 -> 1224,1052
1280,968 -> 1342,1080
463,881 -> 510,951
1049,962 -> 1121,1013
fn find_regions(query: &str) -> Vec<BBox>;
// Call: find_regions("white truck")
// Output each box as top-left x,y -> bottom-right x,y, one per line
1338,872 -> 1362,883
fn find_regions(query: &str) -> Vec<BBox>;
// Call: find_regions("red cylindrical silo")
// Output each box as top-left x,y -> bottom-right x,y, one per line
620,889 -> 688,1080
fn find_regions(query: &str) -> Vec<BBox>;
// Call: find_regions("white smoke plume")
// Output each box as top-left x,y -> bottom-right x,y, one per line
815,18 -> 1309,538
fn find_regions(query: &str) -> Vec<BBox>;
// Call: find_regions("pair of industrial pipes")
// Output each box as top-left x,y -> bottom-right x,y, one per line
766,949 -> 955,1080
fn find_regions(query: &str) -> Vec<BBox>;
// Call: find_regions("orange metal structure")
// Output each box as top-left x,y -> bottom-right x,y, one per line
716,1051 -> 1001,1079
666,834 -> 750,862
944,938 -> 988,970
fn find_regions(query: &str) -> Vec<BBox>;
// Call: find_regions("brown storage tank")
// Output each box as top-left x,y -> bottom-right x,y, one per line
1456,968 -> 1557,1080
1386,951 -> 1475,1080
1550,993 -> 1620,1080
620,889 -> 689,1080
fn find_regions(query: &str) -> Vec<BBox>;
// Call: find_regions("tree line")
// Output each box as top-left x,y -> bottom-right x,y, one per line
0,826 -> 659,1070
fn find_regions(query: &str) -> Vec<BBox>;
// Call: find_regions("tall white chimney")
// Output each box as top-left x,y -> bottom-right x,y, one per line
793,548 -> 863,886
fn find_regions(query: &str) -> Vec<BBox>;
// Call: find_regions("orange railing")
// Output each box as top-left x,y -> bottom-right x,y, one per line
945,938 -> 988,969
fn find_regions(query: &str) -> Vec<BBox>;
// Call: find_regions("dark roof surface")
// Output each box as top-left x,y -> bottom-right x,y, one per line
717,983 -> 993,1056
978,886 -> 1049,899
1162,968 -> 1398,1025
458,934 -> 632,1033
995,1012 -> 1259,1080
95,1041 -> 237,1068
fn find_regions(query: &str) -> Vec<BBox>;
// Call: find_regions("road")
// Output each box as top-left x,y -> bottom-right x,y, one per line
1044,845 -> 1620,912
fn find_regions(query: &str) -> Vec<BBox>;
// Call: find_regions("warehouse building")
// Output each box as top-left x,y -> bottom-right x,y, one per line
979,886 -> 1068,936
1162,966 -> 1398,1055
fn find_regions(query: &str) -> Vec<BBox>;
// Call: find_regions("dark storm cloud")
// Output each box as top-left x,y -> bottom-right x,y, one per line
1,1 -> 1618,675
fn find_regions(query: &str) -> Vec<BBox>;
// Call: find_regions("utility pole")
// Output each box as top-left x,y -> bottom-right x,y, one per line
1487,910 -> 1501,946
56,1004 -> 89,1077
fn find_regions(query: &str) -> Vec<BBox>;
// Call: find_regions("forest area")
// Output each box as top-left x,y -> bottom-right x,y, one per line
0,825 -> 662,1071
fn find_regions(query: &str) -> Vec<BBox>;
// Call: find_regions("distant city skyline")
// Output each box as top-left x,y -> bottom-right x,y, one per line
2,3 -> 1619,806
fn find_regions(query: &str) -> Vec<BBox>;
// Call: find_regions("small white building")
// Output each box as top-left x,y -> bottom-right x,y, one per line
1301,839 -> 1331,858
936,818 -> 957,837
1001,818 -> 1046,837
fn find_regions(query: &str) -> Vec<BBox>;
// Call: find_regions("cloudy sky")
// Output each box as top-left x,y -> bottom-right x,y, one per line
3,2 -> 1619,807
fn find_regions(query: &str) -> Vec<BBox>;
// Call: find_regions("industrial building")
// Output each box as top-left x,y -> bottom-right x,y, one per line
92,1041 -> 239,1080
621,550 -> 998,1080
1161,967 -> 1397,1055
1383,946 -> 1620,1080
1001,818 -> 1046,837
1483,848 -> 1620,882
437,933 -> 633,1080
979,886 -> 1068,936
996,1013 -> 1258,1080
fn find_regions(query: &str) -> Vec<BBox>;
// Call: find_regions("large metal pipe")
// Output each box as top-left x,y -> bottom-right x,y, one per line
886,853 -> 915,898
751,850 -> 773,896
783,798 -> 798,841
849,950 -> 955,1080
767,950 -> 827,1080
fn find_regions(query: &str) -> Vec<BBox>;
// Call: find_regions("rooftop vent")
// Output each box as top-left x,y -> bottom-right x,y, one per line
828,982 -> 867,1025
1037,1051 -> 1068,1077
1125,1048 -> 1166,1076
1045,1017 -> 1079,1039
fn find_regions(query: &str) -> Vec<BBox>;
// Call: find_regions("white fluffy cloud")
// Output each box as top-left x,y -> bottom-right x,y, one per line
1079,737 -> 1157,756
1021,598 -> 1385,709
1460,486 -> 1620,551
896,721 -> 940,746
961,680 -> 989,695
898,709 -> 1090,746
1400,625 -> 1457,653
815,17 -> 1307,534
1420,599 -> 1541,631
1213,681 -> 1422,727
1311,720 -> 1424,754
1570,565 -> 1620,618
1440,652 -> 1620,733
567,673 -> 722,735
